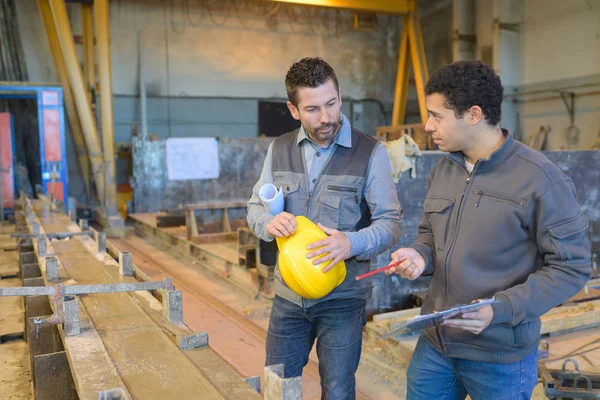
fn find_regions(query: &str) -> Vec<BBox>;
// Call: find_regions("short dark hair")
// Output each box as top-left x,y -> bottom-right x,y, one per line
425,60 -> 503,126
285,57 -> 339,107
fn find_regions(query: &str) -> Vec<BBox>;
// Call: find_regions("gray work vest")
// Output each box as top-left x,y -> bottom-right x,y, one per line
271,128 -> 378,307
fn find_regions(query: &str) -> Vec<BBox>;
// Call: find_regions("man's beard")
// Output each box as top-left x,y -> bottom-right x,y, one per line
307,120 -> 340,142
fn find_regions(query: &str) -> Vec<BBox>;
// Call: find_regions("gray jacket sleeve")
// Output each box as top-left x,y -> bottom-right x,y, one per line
246,142 -> 276,242
345,143 -> 403,260
410,168 -> 436,275
491,179 -> 592,326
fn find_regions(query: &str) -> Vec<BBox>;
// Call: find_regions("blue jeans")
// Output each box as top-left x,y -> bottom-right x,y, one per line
266,295 -> 367,400
407,336 -> 538,400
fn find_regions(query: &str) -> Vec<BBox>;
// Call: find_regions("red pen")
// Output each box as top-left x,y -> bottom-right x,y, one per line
355,260 -> 406,280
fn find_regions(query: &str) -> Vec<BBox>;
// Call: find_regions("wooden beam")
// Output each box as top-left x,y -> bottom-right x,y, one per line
185,200 -> 248,211
191,232 -> 238,245
541,300 -> 600,335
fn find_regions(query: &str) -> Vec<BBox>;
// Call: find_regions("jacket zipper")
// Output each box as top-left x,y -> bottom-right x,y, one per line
474,187 -> 525,207
442,167 -> 476,308
327,185 -> 359,204
438,161 -> 478,354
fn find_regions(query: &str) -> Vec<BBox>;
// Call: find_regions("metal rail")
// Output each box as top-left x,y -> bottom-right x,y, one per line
0,278 -> 174,297
11,231 -> 92,240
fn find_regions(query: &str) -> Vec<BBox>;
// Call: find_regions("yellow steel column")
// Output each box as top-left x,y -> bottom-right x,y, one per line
48,0 -> 106,207
38,0 -> 92,201
415,14 -> 429,82
391,16 -> 411,126
94,0 -> 117,217
408,14 -> 428,125
81,4 -> 95,103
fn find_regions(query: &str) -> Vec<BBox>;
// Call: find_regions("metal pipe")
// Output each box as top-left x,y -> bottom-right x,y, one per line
505,83 -> 600,98
511,90 -> 600,104
11,230 -> 92,239
81,3 -> 95,104
0,278 -> 174,297
48,0 -> 106,208
38,0 -> 92,201
95,0 -> 117,217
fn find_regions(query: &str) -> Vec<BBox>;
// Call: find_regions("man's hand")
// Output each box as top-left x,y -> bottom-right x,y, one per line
442,304 -> 494,334
384,248 -> 426,280
266,212 -> 297,238
306,223 -> 352,272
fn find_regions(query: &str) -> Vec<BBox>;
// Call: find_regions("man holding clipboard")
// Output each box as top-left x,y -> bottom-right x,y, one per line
385,60 -> 592,399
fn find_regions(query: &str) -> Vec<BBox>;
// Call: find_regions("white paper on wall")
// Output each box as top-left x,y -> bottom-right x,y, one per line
166,138 -> 220,180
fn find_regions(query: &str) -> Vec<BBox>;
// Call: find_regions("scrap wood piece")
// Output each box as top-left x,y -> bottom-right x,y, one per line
541,300 -> 600,335
373,306 -> 421,326
363,321 -> 419,370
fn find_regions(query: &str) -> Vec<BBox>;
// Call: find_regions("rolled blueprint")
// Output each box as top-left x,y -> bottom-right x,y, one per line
259,183 -> 284,215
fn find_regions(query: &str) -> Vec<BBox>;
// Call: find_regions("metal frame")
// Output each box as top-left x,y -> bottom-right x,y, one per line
0,278 -> 174,299
0,83 -> 69,206
264,0 -> 417,14
539,359 -> 600,399
391,13 -> 429,125
265,0 -> 429,126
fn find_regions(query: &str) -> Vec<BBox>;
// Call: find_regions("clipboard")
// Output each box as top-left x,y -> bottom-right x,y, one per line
377,297 -> 499,340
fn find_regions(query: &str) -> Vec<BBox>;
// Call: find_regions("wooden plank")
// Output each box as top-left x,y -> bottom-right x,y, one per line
62,299 -> 130,399
190,244 -> 260,299
376,123 -> 432,150
128,212 -> 163,228
373,307 -> 421,323
125,280 -> 263,400
0,276 -> 32,398
185,200 -> 248,211
131,218 -> 267,300
162,226 -> 187,238
191,232 -> 238,245
52,240 -> 226,399
372,300 -> 600,336
363,322 -> 419,370
156,214 -> 186,228
567,286 -> 600,303
29,205 -> 232,399
541,300 -> 600,335
542,327 -> 600,371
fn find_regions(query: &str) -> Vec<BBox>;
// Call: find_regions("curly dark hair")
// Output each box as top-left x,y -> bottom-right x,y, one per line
425,60 -> 503,126
285,57 -> 339,107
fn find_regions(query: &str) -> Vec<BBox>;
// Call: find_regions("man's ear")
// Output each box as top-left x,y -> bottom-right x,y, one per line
468,105 -> 483,125
287,101 -> 300,121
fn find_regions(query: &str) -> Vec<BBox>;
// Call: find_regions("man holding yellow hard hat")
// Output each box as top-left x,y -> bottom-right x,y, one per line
247,57 -> 403,399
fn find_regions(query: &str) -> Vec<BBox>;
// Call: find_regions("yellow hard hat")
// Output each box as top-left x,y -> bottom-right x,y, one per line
276,216 -> 346,299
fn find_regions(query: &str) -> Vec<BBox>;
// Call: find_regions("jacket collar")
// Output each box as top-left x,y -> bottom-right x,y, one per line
448,129 -> 518,172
